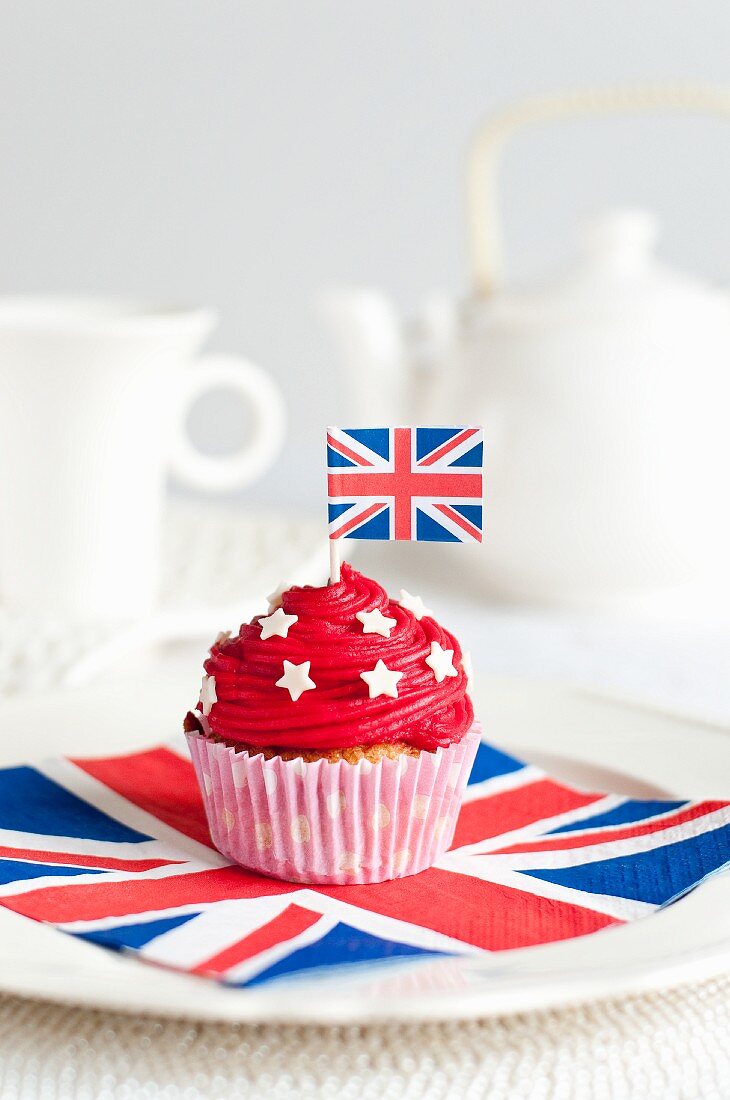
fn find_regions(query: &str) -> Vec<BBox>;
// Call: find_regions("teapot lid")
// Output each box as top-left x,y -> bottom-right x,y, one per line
468,207 -> 727,326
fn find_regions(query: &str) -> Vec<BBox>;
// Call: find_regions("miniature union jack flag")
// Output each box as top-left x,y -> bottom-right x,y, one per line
327,426 -> 484,542
0,734 -> 727,992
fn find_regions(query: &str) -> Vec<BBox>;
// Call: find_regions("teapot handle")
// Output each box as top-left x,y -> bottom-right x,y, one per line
467,84 -> 730,297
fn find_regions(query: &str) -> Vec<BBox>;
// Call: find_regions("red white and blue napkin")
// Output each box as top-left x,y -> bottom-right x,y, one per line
0,734 -> 727,988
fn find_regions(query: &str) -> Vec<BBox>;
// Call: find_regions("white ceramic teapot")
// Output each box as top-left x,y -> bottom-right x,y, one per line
321,86 -> 730,608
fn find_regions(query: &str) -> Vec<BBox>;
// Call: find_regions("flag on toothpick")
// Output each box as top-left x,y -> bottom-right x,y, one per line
327,426 -> 484,543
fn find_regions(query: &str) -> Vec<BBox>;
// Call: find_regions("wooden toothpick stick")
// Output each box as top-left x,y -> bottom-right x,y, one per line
329,538 -> 342,584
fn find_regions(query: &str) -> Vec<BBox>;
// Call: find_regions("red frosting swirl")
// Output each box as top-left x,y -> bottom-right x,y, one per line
202,563 -> 473,753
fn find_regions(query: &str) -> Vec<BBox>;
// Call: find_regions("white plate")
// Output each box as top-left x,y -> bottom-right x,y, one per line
0,665 -> 728,1023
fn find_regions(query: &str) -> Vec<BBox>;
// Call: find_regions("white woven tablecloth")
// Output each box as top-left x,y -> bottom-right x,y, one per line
0,977 -> 728,1099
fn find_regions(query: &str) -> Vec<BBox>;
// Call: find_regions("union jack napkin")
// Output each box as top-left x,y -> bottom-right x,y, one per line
0,734 -> 727,990
327,426 -> 484,542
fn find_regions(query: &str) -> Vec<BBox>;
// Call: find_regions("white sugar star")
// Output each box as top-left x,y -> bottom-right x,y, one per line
266,580 -> 292,612
398,589 -> 433,621
259,606 -> 299,640
461,651 -> 474,690
356,607 -> 397,638
199,674 -> 217,716
360,659 -> 403,700
276,660 -> 316,702
425,641 -> 458,683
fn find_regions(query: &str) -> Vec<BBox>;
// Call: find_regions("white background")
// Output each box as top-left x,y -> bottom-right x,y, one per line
1,1 -> 730,507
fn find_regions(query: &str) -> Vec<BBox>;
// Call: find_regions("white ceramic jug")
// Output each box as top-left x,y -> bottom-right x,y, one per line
321,86 -> 730,607
0,297 -> 286,619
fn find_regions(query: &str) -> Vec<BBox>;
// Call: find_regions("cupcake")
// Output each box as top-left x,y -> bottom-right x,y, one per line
184,563 -> 480,885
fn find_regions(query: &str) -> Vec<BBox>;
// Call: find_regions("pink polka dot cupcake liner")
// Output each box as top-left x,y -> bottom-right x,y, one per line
185,723 -> 481,885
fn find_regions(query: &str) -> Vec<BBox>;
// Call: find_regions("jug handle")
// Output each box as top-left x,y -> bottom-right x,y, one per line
467,83 -> 730,297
